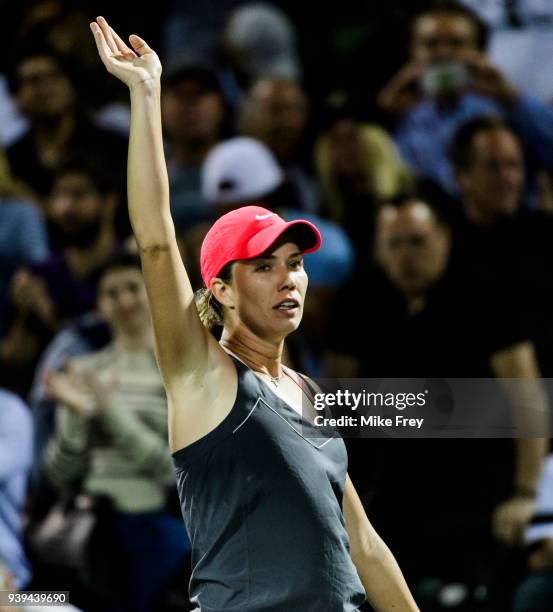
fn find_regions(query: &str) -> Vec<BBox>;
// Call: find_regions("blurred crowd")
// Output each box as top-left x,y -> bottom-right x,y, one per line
2,0 -> 553,610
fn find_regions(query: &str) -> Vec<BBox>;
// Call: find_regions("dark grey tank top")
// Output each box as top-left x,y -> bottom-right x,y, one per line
172,353 -> 366,611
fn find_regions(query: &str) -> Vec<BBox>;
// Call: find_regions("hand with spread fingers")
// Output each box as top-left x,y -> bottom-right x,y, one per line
89,16 -> 161,88
44,363 -> 117,416
44,367 -> 94,415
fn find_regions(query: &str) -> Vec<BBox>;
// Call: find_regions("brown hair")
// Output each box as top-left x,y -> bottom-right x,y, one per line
449,116 -> 519,172
411,1 -> 489,51
195,262 -> 234,330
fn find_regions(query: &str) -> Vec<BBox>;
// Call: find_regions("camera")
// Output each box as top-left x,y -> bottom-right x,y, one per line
420,62 -> 470,97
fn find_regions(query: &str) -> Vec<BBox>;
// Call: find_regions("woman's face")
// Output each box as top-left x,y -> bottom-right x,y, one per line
230,241 -> 308,340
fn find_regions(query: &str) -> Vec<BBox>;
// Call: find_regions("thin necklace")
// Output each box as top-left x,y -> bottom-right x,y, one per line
221,345 -> 285,387
254,366 -> 285,387
265,371 -> 284,387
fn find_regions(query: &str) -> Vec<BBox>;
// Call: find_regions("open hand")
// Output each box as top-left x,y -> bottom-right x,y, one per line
44,363 -> 117,415
463,51 -> 518,106
90,16 -> 161,89
44,367 -> 94,415
377,60 -> 427,115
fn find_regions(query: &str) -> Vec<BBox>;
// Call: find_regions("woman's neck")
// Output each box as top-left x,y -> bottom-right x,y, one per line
113,325 -> 154,353
220,328 -> 284,379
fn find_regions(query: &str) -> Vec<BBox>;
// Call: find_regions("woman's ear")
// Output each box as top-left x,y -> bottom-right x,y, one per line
211,278 -> 235,309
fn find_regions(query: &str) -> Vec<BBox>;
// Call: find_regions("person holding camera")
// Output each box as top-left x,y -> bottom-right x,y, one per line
377,0 -> 553,207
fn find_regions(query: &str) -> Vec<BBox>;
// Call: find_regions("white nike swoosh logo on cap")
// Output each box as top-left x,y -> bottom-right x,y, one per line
255,213 -> 276,220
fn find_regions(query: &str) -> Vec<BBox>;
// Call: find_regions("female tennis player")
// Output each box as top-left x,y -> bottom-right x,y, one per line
90,16 -> 419,611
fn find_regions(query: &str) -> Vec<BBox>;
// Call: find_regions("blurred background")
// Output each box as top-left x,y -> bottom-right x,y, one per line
2,0 -> 553,610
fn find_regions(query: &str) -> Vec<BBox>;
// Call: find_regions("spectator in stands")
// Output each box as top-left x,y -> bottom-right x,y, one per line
449,116 -> 553,377
9,1 -> 133,136
0,150 -> 48,336
28,311 -> 111,505
240,78 -> 319,212
377,0 -> 553,207
0,155 -> 118,396
222,3 -> 301,84
161,62 -> 229,231
162,0 -> 243,67
42,251 -> 189,612
331,197 -> 548,608
314,95 -> 412,265
460,0 -> 553,105
448,117 -> 553,604
0,389 -> 33,590
5,44 -> 126,209
201,136 -> 283,211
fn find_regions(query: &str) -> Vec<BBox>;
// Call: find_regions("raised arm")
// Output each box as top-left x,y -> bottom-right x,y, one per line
89,18 -> 210,383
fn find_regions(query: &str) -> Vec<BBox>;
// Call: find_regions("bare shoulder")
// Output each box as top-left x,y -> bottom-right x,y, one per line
164,335 -> 239,453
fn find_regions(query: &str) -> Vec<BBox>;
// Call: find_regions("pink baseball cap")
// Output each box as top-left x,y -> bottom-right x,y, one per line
200,205 -> 322,287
